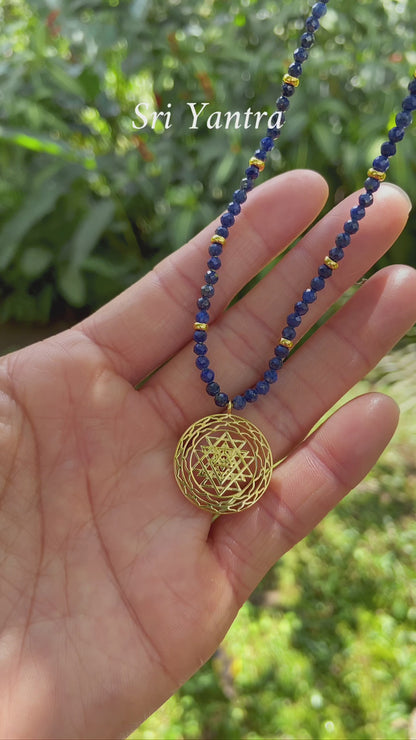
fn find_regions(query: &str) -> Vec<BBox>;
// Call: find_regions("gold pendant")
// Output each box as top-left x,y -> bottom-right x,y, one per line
174,411 -> 273,515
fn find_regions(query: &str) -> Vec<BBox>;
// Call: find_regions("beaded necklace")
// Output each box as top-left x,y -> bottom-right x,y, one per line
174,0 -> 415,515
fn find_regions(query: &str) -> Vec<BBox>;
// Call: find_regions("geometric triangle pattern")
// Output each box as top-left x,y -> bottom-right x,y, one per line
174,413 -> 273,514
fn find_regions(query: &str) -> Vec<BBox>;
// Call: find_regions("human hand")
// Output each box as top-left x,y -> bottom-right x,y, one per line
0,170 -> 414,739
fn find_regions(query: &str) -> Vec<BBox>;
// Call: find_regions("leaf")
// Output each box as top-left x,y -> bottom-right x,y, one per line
0,126 -> 97,169
70,200 -> 115,267
20,247 -> 53,278
58,264 -> 87,307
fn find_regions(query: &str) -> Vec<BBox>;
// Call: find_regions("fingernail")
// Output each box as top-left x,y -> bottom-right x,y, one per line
383,182 -> 413,213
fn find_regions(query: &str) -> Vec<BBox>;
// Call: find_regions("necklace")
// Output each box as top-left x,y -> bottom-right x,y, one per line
174,0 -> 416,515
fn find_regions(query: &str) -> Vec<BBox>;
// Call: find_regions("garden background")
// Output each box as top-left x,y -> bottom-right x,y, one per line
1,0 -> 416,737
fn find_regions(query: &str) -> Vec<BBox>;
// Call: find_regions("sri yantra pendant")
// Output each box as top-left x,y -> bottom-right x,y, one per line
174,412 -> 273,515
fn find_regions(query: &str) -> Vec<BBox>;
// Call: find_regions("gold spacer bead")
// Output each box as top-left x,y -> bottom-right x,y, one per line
324,256 -> 339,270
280,337 -> 294,349
249,156 -> 265,172
414,69 -> 416,78
194,322 -> 208,332
367,167 -> 386,181
283,73 -> 300,87
211,235 -> 226,245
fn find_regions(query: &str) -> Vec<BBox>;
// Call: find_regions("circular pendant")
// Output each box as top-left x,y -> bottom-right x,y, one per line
174,413 -> 273,515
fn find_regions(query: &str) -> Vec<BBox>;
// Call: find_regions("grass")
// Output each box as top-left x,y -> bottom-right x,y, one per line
130,342 -> 416,740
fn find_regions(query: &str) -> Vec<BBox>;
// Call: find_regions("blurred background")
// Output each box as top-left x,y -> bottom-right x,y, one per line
1,0 -> 416,737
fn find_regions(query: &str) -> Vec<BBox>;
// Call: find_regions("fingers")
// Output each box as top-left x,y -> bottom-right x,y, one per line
78,171 -> 328,382
209,392 -> 399,604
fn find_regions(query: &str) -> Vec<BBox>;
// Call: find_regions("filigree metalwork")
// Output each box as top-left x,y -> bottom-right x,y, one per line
174,413 -> 273,514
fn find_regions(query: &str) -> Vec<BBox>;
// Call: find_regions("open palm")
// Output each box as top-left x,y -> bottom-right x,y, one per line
0,171 -> 415,739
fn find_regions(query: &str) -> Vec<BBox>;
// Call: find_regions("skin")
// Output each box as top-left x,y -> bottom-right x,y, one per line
0,170 -> 414,739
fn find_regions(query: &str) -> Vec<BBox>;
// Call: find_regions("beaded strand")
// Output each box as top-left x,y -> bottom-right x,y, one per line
193,0 -> 416,411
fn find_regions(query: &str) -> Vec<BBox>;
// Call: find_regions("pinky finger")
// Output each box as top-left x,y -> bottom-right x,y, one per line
210,392 -> 399,604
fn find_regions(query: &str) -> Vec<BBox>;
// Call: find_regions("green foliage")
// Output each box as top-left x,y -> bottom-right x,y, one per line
1,0 -> 416,322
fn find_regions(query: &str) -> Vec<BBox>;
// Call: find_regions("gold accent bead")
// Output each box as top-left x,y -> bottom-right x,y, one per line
367,167 -> 386,181
194,322 -> 208,332
324,256 -> 339,270
249,157 -> 265,172
414,69 -> 416,78
283,73 -> 300,87
211,235 -> 225,245
280,338 -> 294,349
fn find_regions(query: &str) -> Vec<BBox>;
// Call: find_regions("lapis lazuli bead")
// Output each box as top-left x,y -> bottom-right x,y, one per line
329,246 -> 344,262
207,256 -> 221,271
196,310 -> 209,324
294,46 -> 309,62
396,110 -> 412,129
196,355 -> 209,370
402,95 -> 416,111
288,62 -> 302,77
233,189 -> 247,204
358,192 -> 373,208
409,79 -> 416,95
200,368 -> 214,383
205,270 -> 218,285
244,388 -> 258,403
344,220 -> 359,235
282,82 -> 296,97
364,177 -> 380,193
194,330 -> 207,343
197,296 -> 210,310
221,212 -> 235,227
245,165 -> 260,179
232,395 -> 246,410
209,243 -> 222,257
269,357 -> 283,371
275,345 -> 290,359
381,141 -> 396,157
311,276 -> 325,291
264,369 -> 278,384
256,380 -> 270,395
261,136 -> 274,151
194,343 -> 208,356
201,284 -> 215,298
318,264 -> 333,279
373,155 -> 389,172
300,32 -> 315,48
295,300 -> 309,315
388,126 -> 405,143
240,177 -> 254,192
282,326 -> 296,340
206,382 -> 220,396
335,232 -> 351,248
312,2 -> 327,17
303,289 -> 317,304
276,96 -> 290,111
254,149 -> 268,161
351,205 -> 365,220
267,126 -> 282,139
228,201 -> 241,216
215,392 -> 229,408
287,312 -> 302,327
216,226 -> 228,240
305,15 -> 320,32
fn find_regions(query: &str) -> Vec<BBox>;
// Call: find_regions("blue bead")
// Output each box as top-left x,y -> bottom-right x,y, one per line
215,392 -> 229,408
232,395 -> 246,410
244,388 -> 258,403
201,284 -> 215,298
255,380 -> 270,395
240,177 -> 254,192
207,256 -> 221,271
329,246 -> 344,262
358,192 -> 373,208
305,15 -> 320,32
311,276 -> 325,291
396,110 -> 412,128
312,2 -> 327,17
201,368 -> 214,383
209,243 -> 222,257
194,343 -> 208,356
264,369 -> 278,384
196,356 -> 209,370
344,219 -> 359,235
372,155 -> 389,172
221,212 -> 235,227
267,126 -> 282,140
300,32 -> 315,48
350,205 -> 365,221
233,189 -> 247,204
205,270 -> 218,285
282,82 -> 296,97
206,382 -> 220,397
288,62 -> 302,77
318,264 -> 333,279
303,289 -> 317,304
294,46 -> 309,62
197,296 -> 210,310
408,79 -> 416,95
381,141 -> 396,157
254,149 -> 268,161
388,126 -> 405,143
402,94 -> 416,111
228,201 -> 241,216
335,232 -> 351,248
194,330 -> 207,342
364,177 -> 380,193
245,165 -> 260,179
276,96 -> 290,111
287,312 -> 302,327
275,345 -> 290,359
282,326 -> 296,340
216,226 -> 229,238
269,357 -> 283,371
196,310 -> 209,324
295,300 -> 309,315
260,136 -> 274,151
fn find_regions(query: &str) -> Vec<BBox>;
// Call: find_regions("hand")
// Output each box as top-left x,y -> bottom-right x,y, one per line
0,170 -> 414,739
